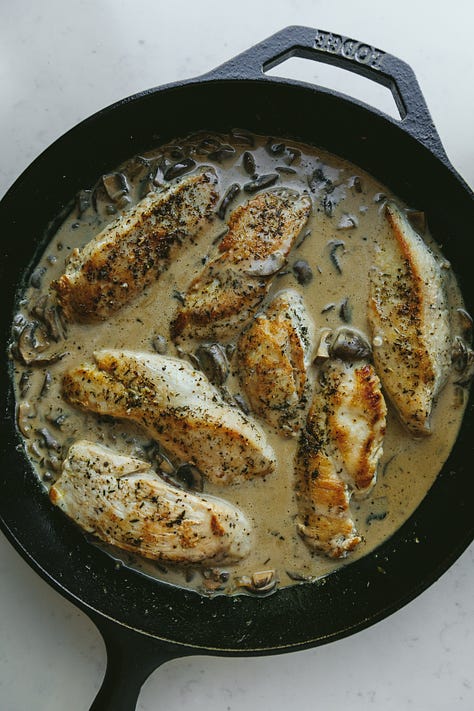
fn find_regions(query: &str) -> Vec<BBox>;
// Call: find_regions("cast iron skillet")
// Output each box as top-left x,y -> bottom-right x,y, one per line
1,26 -> 473,711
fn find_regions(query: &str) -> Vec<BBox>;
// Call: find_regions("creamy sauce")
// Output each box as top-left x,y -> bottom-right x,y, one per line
11,131 -> 470,596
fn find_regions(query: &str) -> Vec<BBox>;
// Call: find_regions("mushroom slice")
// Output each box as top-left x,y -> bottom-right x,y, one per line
50,441 -> 252,564
170,190 -> 311,344
237,289 -> 314,436
54,168 -> 219,322
62,350 -> 276,486
368,201 -> 451,435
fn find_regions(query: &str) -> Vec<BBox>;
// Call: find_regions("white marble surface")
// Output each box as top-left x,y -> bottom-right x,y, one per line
1,2 -> 473,709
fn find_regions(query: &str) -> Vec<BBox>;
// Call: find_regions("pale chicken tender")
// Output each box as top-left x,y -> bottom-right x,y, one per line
237,289 -> 314,436
62,350 -> 276,485
50,441 -> 252,564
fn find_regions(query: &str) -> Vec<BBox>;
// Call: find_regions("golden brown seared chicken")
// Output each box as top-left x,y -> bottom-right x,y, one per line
62,350 -> 276,485
318,357 -> 387,498
295,330 -> 386,557
54,169 -> 219,322
368,201 -> 451,436
237,289 -> 314,436
295,402 -> 361,559
170,189 -> 312,344
50,441 -> 252,564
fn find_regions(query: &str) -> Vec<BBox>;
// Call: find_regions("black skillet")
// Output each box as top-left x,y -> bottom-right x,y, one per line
1,26 -> 473,711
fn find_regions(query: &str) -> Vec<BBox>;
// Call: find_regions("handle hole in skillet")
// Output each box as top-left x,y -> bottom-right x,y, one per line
265,56 -> 402,121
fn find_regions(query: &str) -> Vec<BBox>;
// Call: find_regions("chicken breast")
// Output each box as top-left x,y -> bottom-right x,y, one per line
62,350 -> 276,485
54,169 -> 219,322
295,403 -> 361,559
368,201 -> 451,436
50,441 -> 252,564
237,289 -> 314,436
295,331 -> 386,558
318,358 -> 387,497
170,189 -> 312,344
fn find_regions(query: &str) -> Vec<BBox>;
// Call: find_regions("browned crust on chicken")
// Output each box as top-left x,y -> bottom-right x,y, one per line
170,267 -> 264,340
170,190 -> 311,343
295,405 -> 361,558
54,169 -> 219,322
237,289 -> 314,436
368,201 -> 451,435
62,350 -> 276,485
324,360 -> 387,496
50,441 -> 252,564
295,353 -> 386,557
217,192 -> 302,258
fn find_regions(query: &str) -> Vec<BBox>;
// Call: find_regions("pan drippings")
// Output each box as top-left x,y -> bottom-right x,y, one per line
10,130 -> 471,596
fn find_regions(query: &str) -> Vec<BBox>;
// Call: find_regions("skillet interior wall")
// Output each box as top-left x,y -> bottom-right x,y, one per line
1,77 -> 473,652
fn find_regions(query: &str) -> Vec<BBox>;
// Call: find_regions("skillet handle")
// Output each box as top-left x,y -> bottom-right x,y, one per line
89,615 -> 187,711
207,25 -> 448,162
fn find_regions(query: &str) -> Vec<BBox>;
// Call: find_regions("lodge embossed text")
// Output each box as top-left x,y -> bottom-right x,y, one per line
314,30 -> 385,69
